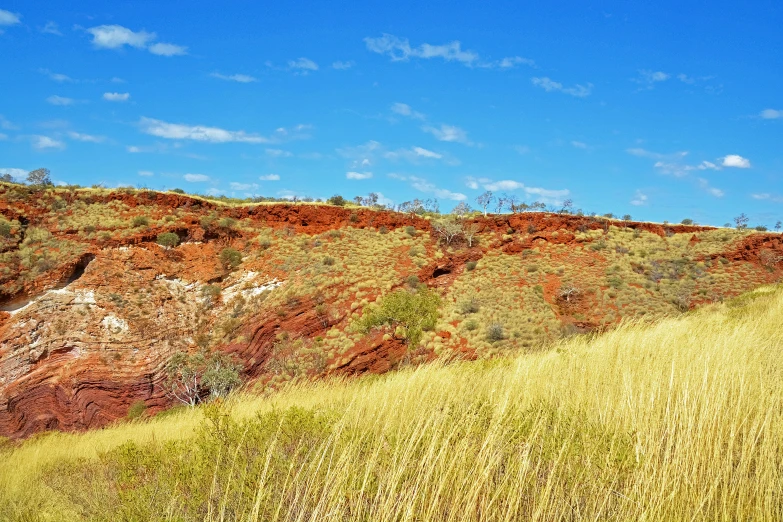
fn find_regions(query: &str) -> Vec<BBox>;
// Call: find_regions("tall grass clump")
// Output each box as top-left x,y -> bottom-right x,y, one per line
1,286 -> 782,521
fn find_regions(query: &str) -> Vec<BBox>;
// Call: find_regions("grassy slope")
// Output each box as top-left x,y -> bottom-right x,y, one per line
2,285 -> 782,521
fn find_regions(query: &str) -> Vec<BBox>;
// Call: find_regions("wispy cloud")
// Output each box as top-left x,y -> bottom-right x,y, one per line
32,135 -> 66,150
365,33 -> 532,70
103,92 -> 130,102
68,131 -> 106,143
138,170 -> 154,177
626,147 -> 688,161
422,124 -> 472,145
211,72 -> 257,83
139,117 -> 270,144
259,174 -> 280,181
332,60 -> 355,70
697,177 -> 724,197
46,95 -> 76,106
514,145 -> 531,155
0,168 -> 27,179
0,9 -> 21,26
338,140 -> 452,169
752,193 -> 783,203
390,174 -> 466,201
465,176 -> 570,205
633,69 -> 670,89
39,21 -> 62,35
86,24 -> 187,57
346,171 -> 373,180
570,140 -> 589,150
391,102 -> 425,120
760,109 -> 783,120
630,190 -> 648,206
39,69 -> 74,82
531,77 -> 592,97
288,57 -> 318,73
230,182 -> 259,191
183,173 -> 209,182
265,148 -> 293,157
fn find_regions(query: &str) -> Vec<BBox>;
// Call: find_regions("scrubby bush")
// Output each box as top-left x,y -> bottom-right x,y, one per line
465,260 -> 477,271
219,247 -> 242,268
156,232 -> 179,249
355,287 -> 440,347
258,238 -> 272,250
164,350 -> 243,406
0,219 -> 11,238
459,297 -> 480,314
486,323 -> 505,342
379,226 -> 389,234
464,319 -> 478,331
681,218 -> 694,225
755,225 -> 768,232
405,275 -> 420,288
323,256 -> 335,266
327,195 -> 347,206
218,217 -> 237,230
131,216 -> 150,228
404,226 -> 416,236
170,188 -> 185,194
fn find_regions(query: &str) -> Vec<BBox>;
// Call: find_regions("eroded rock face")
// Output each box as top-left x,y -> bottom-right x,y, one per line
1,189 -> 781,439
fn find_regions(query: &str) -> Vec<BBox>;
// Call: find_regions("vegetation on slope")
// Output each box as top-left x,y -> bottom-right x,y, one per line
1,285 -> 782,521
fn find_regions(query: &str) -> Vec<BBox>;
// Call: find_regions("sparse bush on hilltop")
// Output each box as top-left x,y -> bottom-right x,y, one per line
326,194 -> 347,206
26,168 -> 52,187
681,218 -> 694,225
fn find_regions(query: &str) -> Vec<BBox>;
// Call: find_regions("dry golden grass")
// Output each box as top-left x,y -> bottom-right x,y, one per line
2,284 -> 782,521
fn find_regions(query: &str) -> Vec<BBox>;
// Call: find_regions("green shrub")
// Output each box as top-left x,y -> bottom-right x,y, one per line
171,188 -> 185,194
405,275 -> 420,287
156,232 -> 179,249
379,226 -> 389,234
464,319 -> 478,331
323,256 -> 335,266
354,287 -> 440,347
487,323 -> 505,342
219,247 -> 242,268
218,217 -> 237,230
127,401 -> 147,420
164,350 -> 243,406
405,226 -> 416,236
349,212 -> 359,223
681,218 -> 694,225
0,220 -> 10,238
327,195 -> 347,206
131,216 -> 150,228
259,238 -> 272,250
465,260 -> 477,271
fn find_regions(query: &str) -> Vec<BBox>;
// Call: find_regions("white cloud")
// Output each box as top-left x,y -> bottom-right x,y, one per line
0,168 -> 26,179
184,173 -> 209,182
127,146 -> 143,153
259,174 -> 280,181
532,77 -> 592,97
103,92 -> 130,102
39,69 -> 74,82
365,34 -> 478,65
148,42 -> 188,56
633,69 -> 670,89
86,24 -> 186,57
0,9 -> 21,25
211,72 -> 257,83
68,131 -> 106,143
332,60 -> 355,70
626,148 -> 688,161
630,191 -> 648,206
677,73 -> 694,84
46,95 -> 75,106
412,146 -> 442,159
111,77 -> 126,83
760,109 -> 783,120
265,148 -> 293,157
139,117 -> 269,143
391,102 -> 425,120
752,193 -> 783,203
721,154 -> 751,168
422,124 -> 472,144
32,135 -> 66,150
496,56 -> 536,68
409,176 -> 466,201
87,25 -> 155,49
205,187 -> 225,196
570,140 -> 589,149
138,170 -> 154,177
230,182 -> 259,191
40,21 -> 61,35
288,57 -> 319,72
346,171 -> 373,180
698,177 -> 724,197
465,176 -> 570,204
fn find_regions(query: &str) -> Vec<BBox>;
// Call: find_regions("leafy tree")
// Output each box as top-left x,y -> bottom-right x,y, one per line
170,188 -> 185,194
463,222 -> 480,247
327,194 -> 347,206
156,232 -> 180,249
561,199 -> 574,214
362,192 -> 379,207
504,194 -> 520,213
353,196 -> 363,205
734,213 -> 749,230
0,173 -> 13,183
164,350 -> 243,406
432,216 -> 463,245
622,214 -> 632,221
219,247 -> 242,268
476,191 -> 494,217
681,218 -> 694,225
776,221 -> 782,232
452,201 -> 472,218
354,287 -> 440,348
27,168 -> 52,187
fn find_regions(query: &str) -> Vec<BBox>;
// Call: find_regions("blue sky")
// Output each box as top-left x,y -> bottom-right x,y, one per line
0,0 -> 781,226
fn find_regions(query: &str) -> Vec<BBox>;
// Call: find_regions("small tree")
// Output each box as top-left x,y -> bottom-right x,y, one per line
622,214 -> 632,221
681,218 -> 694,225
164,350 -> 242,406
495,194 -> 507,214
156,232 -> 180,249
219,247 -> 242,268
27,168 -> 52,187
775,221 -> 782,232
354,287 -> 441,348
476,191 -> 494,217
0,173 -> 13,183
452,201 -> 472,218
463,223 -> 480,247
561,199 -> 574,214
505,194 -> 520,213
362,192 -> 379,207
432,216 -> 463,245
734,213 -> 749,230
558,284 -> 580,302
327,194 -> 347,206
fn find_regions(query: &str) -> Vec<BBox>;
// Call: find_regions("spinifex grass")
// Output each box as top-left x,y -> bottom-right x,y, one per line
1,285 -> 782,521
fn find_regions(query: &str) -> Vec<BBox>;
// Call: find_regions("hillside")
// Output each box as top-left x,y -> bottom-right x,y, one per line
0,182 -> 782,439
1,283 -> 782,520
